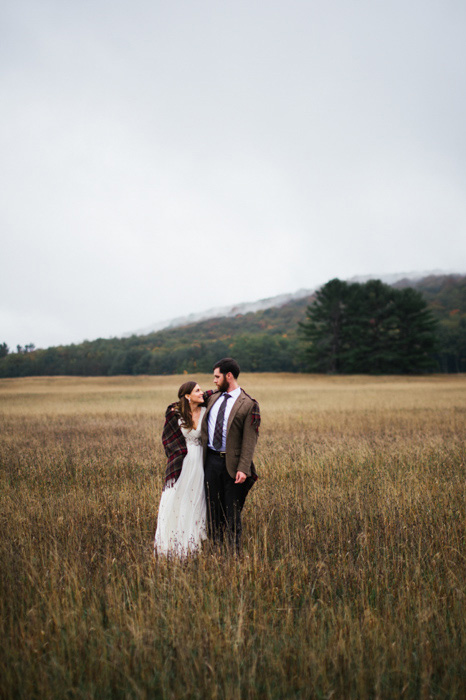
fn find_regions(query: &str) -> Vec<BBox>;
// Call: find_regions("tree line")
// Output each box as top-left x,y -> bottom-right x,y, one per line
1,275 -> 465,377
0,334 -> 304,377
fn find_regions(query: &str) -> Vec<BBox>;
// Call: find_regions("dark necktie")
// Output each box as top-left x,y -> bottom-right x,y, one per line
213,394 -> 231,450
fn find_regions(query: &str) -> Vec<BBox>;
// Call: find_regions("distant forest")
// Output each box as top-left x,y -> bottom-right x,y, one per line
1,274 -> 465,377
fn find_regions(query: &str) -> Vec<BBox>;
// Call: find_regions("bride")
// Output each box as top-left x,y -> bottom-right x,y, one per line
154,380 -> 209,557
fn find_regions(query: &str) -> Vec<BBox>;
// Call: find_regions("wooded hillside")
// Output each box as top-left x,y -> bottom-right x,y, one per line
1,275 -> 464,376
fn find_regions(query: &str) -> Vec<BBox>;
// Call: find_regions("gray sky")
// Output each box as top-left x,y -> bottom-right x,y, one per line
2,0 -> 466,349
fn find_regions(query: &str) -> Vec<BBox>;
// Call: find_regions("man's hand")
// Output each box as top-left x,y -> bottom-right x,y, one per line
235,471 -> 247,484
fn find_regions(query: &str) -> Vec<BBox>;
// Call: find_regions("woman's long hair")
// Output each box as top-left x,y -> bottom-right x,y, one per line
176,380 -> 197,430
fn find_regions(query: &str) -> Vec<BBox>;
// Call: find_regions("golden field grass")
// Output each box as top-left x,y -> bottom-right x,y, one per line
1,373 -> 466,699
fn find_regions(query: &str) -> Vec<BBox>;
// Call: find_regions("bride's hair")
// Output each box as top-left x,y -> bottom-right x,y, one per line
177,380 -> 197,430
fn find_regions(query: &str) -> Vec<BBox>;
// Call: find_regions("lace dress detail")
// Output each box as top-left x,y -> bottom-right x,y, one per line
154,408 -> 207,557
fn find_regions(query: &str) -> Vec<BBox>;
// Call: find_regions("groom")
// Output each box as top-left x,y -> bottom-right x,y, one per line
202,357 -> 260,552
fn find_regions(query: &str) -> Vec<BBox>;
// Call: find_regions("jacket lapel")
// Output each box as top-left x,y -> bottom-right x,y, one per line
226,390 -> 245,432
202,391 -> 221,443
206,391 -> 222,417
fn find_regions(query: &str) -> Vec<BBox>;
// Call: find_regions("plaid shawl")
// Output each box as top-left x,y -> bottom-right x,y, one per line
242,389 -> 261,435
161,390 -> 216,490
161,403 -> 187,489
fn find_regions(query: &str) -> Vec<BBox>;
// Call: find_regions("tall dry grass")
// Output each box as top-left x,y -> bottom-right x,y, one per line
1,374 -> 465,699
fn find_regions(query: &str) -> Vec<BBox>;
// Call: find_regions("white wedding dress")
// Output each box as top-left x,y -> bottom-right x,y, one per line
154,407 -> 207,557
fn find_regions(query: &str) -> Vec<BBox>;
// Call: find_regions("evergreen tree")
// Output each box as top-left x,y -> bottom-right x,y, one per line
298,278 -> 352,372
345,280 -> 401,373
394,287 -> 438,372
301,279 -> 438,374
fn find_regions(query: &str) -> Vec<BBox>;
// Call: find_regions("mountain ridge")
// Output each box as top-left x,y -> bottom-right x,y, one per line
126,269 -> 460,337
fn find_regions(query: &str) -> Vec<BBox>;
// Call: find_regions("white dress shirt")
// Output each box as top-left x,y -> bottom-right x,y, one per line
207,386 -> 241,451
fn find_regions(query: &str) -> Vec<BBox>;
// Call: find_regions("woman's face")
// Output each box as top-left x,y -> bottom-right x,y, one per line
186,384 -> 204,406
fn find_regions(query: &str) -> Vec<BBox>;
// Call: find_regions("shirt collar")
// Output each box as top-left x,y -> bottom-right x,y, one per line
223,386 -> 241,399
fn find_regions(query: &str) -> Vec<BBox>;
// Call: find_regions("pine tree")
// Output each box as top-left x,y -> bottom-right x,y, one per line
393,287 -> 438,372
300,279 -> 438,374
298,278 -> 351,372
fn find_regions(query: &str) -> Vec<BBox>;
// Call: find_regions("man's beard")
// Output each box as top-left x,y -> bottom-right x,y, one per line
218,377 -> 229,393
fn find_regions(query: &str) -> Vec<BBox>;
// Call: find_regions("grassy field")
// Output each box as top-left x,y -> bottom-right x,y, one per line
1,373 -> 466,699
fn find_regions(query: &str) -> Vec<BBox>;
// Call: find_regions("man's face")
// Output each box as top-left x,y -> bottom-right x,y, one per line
213,368 -> 229,393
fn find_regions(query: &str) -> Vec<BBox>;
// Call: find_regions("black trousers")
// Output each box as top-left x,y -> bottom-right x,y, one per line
204,450 -> 248,551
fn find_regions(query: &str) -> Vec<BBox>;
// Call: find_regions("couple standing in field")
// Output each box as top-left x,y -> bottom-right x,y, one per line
154,357 -> 261,557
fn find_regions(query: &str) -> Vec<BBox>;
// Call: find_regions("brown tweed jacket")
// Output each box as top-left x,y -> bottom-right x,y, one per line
201,389 -> 260,481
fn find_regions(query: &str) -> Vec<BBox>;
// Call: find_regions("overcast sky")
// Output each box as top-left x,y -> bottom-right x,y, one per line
1,0 -> 465,349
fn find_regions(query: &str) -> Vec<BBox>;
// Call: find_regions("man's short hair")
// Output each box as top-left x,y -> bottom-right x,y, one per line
213,357 -> 241,379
